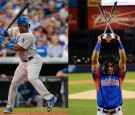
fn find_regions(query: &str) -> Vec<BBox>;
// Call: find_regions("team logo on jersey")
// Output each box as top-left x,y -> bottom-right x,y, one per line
101,78 -> 119,87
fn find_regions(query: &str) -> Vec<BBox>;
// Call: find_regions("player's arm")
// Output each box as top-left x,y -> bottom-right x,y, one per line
56,68 -> 68,78
117,36 -> 126,72
0,29 -> 25,51
0,36 -> 24,51
3,42 -> 25,51
56,71 -> 68,77
91,35 -> 102,71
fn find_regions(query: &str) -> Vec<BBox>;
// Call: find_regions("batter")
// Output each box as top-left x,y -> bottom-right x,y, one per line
0,16 -> 57,113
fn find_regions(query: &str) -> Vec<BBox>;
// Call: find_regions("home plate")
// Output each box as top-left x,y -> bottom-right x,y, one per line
69,90 -> 135,99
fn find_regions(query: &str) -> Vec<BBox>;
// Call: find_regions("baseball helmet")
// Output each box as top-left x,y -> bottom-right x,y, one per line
17,16 -> 30,26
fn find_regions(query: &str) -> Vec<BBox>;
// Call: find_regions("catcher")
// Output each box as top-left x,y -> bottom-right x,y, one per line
91,35 -> 126,115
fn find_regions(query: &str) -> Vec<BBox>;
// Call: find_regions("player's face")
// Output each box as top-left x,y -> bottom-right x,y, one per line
18,25 -> 29,33
105,62 -> 114,75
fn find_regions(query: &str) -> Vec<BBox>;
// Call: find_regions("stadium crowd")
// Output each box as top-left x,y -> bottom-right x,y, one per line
0,0 -> 68,58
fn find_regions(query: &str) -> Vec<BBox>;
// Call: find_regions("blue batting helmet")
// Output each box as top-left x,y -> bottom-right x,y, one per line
17,16 -> 30,26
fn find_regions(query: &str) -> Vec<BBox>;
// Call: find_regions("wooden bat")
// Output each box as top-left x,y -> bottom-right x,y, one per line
108,1 -> 117,22
6,1 -> 30,31
97,1 -> 114,33
103,1 -> 117,34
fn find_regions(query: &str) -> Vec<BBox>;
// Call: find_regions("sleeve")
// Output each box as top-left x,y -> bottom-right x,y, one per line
117,68 -> 126,87
118,68 -> 126,80
68,65 -> 76,73
91,67 -> 101,93
17,34 -> 32,49
7,27 -> 19,38
61,67 -> 68,74
91,67 -> 101,81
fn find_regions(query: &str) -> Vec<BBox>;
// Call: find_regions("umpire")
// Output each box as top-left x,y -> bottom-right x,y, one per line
91,35 -> 126,115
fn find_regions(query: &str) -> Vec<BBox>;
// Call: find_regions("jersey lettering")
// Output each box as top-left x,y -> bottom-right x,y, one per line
101,78 -> 119,87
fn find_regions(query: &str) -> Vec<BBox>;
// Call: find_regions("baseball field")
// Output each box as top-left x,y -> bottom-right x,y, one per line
0,107 -> 68,115
69,72 -> 135,115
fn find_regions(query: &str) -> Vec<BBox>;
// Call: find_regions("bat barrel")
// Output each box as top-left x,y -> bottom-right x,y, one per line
6,2 -> 30,31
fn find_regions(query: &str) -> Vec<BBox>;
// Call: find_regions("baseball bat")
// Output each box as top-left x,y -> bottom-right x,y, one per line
6,1 -> 30,31
103,1 -> 117,34
108,1 -> 117,22
97,1 -> 114,33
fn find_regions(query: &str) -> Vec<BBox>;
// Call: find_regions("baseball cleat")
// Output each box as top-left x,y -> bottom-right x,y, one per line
3,107 -> 13,114
46,96 -> 57,112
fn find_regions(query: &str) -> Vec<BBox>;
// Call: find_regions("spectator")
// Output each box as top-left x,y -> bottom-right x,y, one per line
16,80 -> 44,107
62,44 -> 68,57
0,73 -> 8,79
0,0 -> 6,10
56,65 -> 76,107
0,0 -> 68,57
28,10 -> 41,31
36,38 -> 47,57
55,0 -> 63,11
45,1 -> 57,18
47,34 -> 63,57
59,27 -> 68,48
56,67 -> 68,107
13,0 -> 27,16
42,0 -> 49,10
0,45 -> 7,57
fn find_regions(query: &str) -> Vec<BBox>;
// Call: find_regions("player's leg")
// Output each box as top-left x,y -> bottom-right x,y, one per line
27,56 -> 57,111
33,95 -> 44,107
3,63 -> 27,113
27,56 -> 53,100
97,111 -> 108,115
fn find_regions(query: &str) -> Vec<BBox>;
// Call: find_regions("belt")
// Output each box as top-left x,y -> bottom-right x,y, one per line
98,106 -> 121,114
23,56 -> 33,62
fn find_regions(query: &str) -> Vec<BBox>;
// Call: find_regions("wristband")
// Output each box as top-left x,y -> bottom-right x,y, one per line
118,42 -> 124,50
7,43 -> 14,50
94,42 -> 101,52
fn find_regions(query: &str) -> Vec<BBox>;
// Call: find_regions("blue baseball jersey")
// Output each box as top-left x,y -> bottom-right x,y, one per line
61,67 -> 68,74
92,67 -> 126,109
60,65 -> 77,74
18,82 -> 39,101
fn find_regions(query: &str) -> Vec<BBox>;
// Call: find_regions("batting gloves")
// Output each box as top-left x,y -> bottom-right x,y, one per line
1,30 -> 8,37
0,35 -> 6,44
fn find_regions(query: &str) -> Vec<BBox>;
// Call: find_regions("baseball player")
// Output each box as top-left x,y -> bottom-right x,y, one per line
56,67 -> 68,107
0,16 -> 57,114
91,35 -> 126,115
17,80 -> 43,107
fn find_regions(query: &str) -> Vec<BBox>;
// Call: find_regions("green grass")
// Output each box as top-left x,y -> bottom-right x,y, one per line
123,82 -> 135,91
69,84 -> 94,94
69,72 -> 135,115
125,72 -> 135,79
69,99 -> 96,115
69,73 -> 92,81
69,72 -> 135,94
69,99 -> 135,115
0,107 -> 68,112
69,73 -> 93,94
